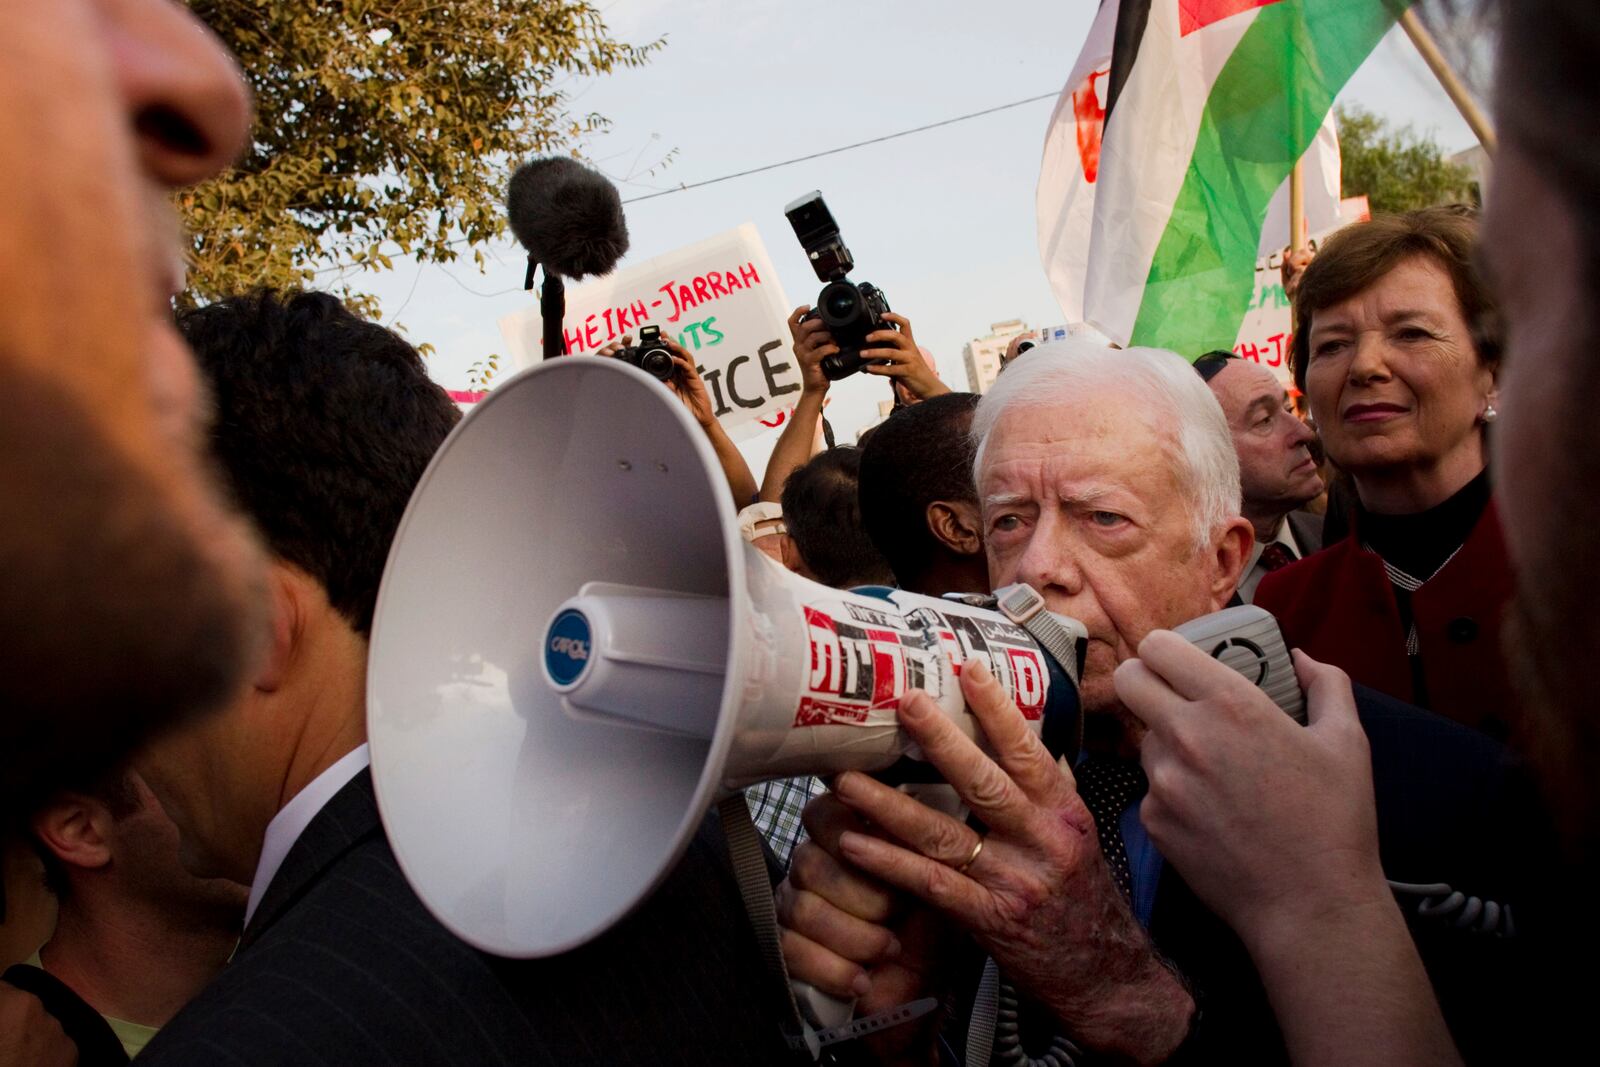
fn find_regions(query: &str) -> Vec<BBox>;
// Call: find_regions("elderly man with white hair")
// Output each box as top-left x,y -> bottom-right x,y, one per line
775,341 -> 1542,1065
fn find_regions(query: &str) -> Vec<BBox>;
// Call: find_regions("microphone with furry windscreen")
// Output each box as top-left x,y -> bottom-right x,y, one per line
506,157 -> 630,361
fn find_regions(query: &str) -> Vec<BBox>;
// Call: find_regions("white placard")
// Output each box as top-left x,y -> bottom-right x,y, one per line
499,224 -> 797,439
1232,196 -> 1372,387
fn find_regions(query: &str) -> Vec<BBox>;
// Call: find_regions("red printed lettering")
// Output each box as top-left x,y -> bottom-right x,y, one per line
1265,333 -> 1286,367
660,281 -> 684,322
707,271 -> 730,299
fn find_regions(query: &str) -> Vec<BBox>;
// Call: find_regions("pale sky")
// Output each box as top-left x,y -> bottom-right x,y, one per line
350,0 -> 1481,470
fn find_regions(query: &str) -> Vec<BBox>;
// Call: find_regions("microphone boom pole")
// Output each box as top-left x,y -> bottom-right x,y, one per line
539,265 -> 567,361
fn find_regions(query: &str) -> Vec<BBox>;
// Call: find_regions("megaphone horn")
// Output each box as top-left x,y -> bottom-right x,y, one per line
367,356 -> 1084,960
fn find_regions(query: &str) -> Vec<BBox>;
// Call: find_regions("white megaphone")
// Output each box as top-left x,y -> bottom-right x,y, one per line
366,356 -> 1085,970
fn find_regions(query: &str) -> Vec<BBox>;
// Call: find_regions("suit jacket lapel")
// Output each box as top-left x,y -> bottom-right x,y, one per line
1286,508 -> 1324,557
239,769 -> 383,951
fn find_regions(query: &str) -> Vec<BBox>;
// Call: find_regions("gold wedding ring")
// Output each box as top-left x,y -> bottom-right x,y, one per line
954,837 -> 985,875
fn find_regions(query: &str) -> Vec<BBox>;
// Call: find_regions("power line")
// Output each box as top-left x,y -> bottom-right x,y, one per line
620,91 -> 1059,204
314,89 -> 1061,277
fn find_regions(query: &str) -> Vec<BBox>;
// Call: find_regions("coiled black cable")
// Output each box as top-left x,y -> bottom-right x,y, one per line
1387,881 -> 1515,937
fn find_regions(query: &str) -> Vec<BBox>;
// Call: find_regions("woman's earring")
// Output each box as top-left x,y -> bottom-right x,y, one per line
1483,403 -> 1499,424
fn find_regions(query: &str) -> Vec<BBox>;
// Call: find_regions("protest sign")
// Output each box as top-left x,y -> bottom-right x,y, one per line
1231,249 -> 1299,382
499,224 -> 797,439
1232,196 -> 1371,388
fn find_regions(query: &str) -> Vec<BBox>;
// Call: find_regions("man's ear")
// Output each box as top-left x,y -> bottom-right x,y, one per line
256,563 -> 306,693
1208,518 -> 1255,608
927,500 -> 983,556
30,795 -> 113,873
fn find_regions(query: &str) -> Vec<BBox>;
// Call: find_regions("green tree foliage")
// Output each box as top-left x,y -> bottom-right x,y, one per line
1336,104 -> 1479,214
181,1 -> 659,316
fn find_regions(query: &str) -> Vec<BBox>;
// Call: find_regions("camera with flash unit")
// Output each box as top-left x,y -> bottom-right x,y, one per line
618,325 -> 676,382
784,191 -> 892,381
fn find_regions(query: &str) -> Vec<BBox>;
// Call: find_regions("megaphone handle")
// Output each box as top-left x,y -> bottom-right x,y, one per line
789,783 -> 967,1033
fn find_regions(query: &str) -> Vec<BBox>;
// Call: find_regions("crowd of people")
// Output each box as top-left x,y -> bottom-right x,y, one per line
3,1 -> 1599,1065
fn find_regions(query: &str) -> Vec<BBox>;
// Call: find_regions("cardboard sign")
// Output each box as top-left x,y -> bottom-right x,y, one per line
1232,196 -> 1371,387
499,224 -> 797,439
1231,250 -> 1300,381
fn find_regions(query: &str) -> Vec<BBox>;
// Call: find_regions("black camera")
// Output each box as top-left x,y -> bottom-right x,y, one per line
618,325 -> 675,382
784,191 -> 892,381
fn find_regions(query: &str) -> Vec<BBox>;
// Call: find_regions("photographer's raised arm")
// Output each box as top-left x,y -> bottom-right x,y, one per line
859,313 -> 949,402
598,335 -> 759,508
758,305 -> 833,503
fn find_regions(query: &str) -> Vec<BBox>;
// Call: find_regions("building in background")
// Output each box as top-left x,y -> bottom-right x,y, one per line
963,319 -> 1032,393
1034,322 -> 1115,347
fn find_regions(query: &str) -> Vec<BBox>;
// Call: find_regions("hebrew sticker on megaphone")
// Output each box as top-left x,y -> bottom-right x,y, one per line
366,356 -> 1084,959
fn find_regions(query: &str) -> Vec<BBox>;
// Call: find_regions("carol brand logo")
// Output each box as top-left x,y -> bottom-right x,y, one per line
544,610 -> 593,687
551,637 -> 588,659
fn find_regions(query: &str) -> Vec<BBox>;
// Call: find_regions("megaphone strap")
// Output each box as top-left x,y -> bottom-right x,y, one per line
716,793 -> 821,1057
716,794 -> 940,1061
809,998 -> 939,1049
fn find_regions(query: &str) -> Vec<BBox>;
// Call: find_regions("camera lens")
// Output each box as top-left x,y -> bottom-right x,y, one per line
640,349 -> 675,381
818,281 -> 861,328
820,349 -> 863,381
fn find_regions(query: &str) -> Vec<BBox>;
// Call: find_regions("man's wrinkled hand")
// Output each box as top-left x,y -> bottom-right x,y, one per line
829,660 -> 1192,1063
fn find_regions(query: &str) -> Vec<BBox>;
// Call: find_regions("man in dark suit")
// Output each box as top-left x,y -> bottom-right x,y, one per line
776,343 -> 1540,1065
1194,350 -> 1325,601
134,291 -> 801,1066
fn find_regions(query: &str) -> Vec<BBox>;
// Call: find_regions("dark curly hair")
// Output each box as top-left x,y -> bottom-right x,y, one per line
858,392 -> 981,589
782,446 -> 894,589
177,291 -> 460,635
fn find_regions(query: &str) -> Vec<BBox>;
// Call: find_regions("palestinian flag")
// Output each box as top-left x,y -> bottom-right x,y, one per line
1038,0 -> 1404,356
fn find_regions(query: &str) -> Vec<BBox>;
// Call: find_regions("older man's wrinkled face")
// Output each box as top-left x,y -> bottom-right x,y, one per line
1207,359 -> 1322,520
979,388 -> 1247,718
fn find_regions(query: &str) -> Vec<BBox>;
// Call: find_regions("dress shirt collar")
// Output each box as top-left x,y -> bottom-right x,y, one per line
243,742 -> 371,928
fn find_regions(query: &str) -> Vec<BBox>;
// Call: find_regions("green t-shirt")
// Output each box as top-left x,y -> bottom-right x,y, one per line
24,952 -> 160,1059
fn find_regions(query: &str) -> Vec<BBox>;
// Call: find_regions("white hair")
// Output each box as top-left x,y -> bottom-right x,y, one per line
972,340 -> 1241,551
